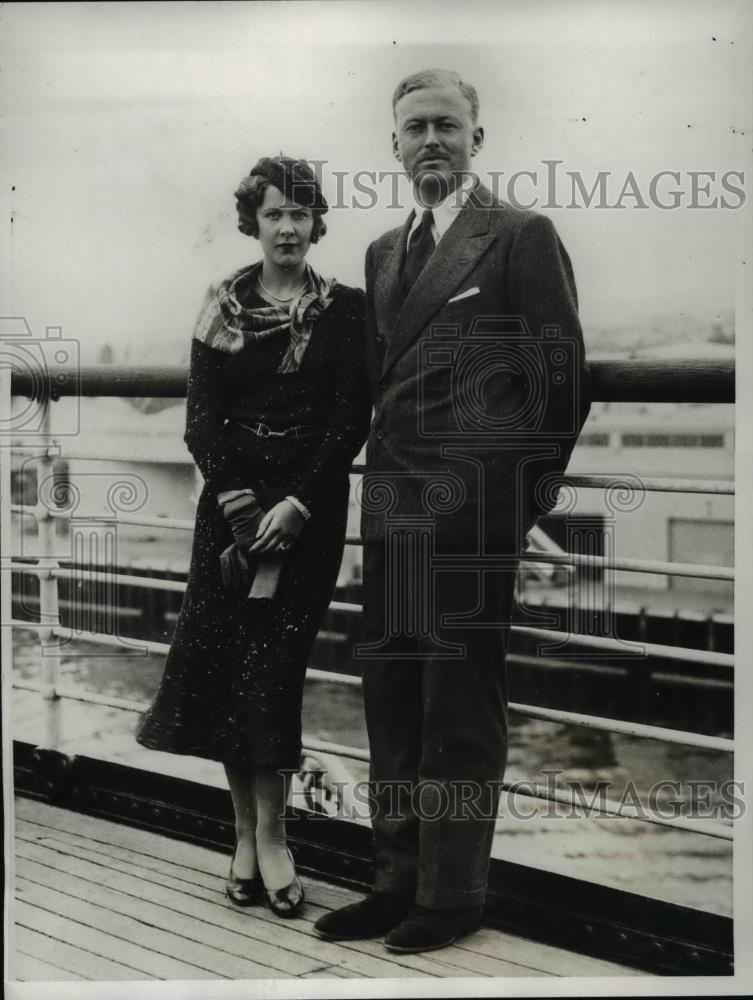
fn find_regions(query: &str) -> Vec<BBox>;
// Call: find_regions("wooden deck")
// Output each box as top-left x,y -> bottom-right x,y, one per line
9,797 -> 638,982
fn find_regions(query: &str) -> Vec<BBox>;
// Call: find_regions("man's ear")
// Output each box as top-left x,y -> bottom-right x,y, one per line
392,132 -> 401,161
471,125 -> 484,157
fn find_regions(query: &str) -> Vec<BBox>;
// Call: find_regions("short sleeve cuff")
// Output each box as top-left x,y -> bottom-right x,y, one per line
285,495 -> 311,521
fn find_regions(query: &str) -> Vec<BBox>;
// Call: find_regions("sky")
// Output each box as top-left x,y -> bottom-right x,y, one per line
1,1 -> 752,363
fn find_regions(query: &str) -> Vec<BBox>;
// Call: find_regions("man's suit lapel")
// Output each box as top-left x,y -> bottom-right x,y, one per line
374,213 -> 413,346
380,185 -> 498,380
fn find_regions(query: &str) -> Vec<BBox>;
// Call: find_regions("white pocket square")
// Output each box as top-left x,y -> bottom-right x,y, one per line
447,286 -> 480,304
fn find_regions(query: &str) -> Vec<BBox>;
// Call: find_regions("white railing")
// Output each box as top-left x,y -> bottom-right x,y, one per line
7,368 -> 736,842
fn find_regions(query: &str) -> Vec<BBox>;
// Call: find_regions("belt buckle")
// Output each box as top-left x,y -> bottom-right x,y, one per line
256,423 -> 272,438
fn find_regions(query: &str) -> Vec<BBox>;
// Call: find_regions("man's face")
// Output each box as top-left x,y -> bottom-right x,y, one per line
393,84 -> 484,204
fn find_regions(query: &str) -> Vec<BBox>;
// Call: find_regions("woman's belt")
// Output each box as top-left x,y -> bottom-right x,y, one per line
229,419 -> 324,440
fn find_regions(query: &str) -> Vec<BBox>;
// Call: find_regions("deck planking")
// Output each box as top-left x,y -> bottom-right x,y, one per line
9,796 -> 638,982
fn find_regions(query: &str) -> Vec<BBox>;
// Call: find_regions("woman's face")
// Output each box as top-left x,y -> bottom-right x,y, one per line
255,184 -> 315,269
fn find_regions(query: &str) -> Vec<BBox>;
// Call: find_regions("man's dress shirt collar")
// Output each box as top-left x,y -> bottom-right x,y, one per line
407,174 -> 476,249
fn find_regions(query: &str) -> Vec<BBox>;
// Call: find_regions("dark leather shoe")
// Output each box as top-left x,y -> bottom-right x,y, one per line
226,845 -> 264,907
264,847 -> 305,918
314,891 -> 414,941
384,904 -> 482,953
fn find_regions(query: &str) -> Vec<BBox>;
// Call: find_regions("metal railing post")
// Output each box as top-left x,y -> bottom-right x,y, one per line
35,399 -> 63,749
6,360 -> 738,846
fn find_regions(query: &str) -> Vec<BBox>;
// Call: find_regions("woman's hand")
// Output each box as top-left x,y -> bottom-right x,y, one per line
248,499 -> 305,554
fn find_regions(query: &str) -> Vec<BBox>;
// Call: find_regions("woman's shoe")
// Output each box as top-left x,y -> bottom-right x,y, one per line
264,847 -> 305,918
226,844 -> 264,907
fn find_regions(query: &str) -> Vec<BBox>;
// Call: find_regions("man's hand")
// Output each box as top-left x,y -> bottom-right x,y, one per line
248,499 -> 305,554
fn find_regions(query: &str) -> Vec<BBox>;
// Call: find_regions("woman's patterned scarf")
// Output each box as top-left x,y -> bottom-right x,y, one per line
193,261 -> 336,373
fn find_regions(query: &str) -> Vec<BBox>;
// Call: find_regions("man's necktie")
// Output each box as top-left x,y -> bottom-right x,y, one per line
402,208 -> 435,293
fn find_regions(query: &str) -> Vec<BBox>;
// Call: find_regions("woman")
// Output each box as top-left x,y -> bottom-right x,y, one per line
136,155 -> 371,918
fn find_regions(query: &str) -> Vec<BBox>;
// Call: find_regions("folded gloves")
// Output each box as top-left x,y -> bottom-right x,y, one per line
219,491 -> 285,602
221,491 -> 265,549
219,542 -> 251,593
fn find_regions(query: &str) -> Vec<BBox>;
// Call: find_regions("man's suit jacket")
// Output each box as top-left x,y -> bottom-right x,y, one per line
361,182 -> 591,550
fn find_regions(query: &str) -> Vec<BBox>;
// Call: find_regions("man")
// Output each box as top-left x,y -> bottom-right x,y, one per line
315,69 -> 591,953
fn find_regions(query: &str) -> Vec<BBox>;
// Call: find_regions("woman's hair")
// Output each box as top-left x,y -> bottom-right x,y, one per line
234,156 -> 328,243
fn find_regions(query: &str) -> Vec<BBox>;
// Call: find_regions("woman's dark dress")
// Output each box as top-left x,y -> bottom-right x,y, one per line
135,282 -> 370,769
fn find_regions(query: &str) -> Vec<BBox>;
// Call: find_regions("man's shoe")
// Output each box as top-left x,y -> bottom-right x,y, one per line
384,904 -> 482,953
314,891 -> 414,941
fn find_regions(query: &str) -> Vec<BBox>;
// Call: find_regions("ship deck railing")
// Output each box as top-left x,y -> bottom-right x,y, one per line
4,358 -> 735,980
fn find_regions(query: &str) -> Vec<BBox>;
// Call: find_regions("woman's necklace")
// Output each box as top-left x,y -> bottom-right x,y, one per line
257,274 -> 307,303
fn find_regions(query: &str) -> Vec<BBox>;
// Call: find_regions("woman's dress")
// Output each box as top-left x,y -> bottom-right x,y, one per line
135,282 -> 370,769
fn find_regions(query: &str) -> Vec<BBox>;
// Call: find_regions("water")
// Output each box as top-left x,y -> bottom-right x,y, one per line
12,630 -> 732,918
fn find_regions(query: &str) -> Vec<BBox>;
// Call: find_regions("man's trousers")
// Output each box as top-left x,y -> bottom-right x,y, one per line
359,536 -> 519,910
